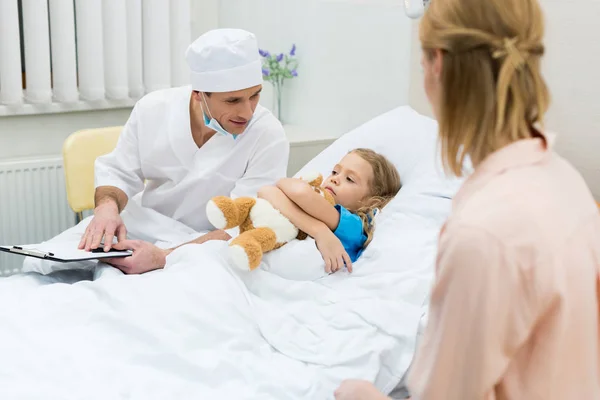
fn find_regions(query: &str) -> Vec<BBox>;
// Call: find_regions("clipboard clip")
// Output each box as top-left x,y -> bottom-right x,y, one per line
9,246 -> 54,258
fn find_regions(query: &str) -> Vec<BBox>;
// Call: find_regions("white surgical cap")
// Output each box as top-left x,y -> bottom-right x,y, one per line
185,28 -> 263,93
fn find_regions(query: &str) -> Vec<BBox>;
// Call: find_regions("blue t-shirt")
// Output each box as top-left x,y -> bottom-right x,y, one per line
333,204 -> 368,262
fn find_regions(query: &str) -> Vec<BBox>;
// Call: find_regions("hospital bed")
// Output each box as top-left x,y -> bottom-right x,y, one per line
0,106 -> 461,400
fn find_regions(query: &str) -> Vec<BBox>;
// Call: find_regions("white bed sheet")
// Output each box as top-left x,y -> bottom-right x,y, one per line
0,106 -> 459,399
0,201 -> 446,399
0,212 -> 437,400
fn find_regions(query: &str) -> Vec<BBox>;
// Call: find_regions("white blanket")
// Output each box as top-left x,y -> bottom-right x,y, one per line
0,208 -> 438,399
0,106 -> 457,399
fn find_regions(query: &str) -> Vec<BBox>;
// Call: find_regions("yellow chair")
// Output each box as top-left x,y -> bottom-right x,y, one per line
62,126 -> 122,223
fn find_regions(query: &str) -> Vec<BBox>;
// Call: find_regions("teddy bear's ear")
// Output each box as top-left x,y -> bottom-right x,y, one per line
308,175 -> 323,187
299,171 -> 321,184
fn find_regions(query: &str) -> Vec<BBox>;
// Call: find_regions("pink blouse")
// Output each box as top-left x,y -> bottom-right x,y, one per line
407,134 -> 600,399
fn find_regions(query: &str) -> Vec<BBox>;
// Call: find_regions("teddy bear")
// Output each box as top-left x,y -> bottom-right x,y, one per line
206,173 -> 336,271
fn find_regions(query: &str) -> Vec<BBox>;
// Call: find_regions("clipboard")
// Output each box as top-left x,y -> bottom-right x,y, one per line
0,243 -> 132,263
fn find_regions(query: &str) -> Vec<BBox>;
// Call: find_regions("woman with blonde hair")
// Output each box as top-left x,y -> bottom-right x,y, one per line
334,0 -> 600,398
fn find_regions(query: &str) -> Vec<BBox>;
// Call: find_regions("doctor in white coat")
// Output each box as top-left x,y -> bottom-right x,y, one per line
23,28 -> 289,276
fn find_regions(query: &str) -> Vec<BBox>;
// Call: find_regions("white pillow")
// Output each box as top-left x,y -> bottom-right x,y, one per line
263,106 -> 463,280
295,106 -> 461,198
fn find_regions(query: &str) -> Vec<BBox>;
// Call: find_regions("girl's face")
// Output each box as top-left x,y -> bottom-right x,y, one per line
322,152 -> 374,211
421,49 -> 444,120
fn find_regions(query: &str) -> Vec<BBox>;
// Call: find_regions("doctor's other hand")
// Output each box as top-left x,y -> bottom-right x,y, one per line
334,380 -> 390,400
79,202 -> 127,252
314,228 -> 353,274
103,240 -> 167,274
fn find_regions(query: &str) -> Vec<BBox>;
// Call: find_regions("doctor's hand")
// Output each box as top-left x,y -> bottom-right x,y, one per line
314,229 -> 353,274
79,202 -> 127,252
103,240 -> 167,275
334,380 -> 390,400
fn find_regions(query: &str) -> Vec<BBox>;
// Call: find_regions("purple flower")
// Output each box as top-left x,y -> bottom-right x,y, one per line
290,44 -> 296,56
291,69 -> 298,77
262,68 -> 270,76
259,49 -> 270,57
276,53 -> 284,62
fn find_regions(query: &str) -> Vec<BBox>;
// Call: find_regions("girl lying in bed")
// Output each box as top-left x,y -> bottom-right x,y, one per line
258,148 -> 401,273
106,149 -> 400,275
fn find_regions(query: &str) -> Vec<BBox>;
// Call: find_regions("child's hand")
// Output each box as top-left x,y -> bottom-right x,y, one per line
314,229 -> 353,273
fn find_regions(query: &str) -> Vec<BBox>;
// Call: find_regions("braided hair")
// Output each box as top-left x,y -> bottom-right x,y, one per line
349,149 -> 401,249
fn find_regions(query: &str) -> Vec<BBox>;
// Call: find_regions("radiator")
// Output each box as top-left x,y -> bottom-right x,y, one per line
0,157 -> 75,276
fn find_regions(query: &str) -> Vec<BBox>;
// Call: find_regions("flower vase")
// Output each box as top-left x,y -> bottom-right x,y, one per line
273,81 -> 283,123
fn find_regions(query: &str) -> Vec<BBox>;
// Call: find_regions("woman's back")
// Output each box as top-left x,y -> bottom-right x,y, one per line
409,134 -> 600,399
333,0 -> 600,397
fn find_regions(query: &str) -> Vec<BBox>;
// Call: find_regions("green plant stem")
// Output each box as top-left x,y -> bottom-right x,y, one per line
275,80 -> 283,120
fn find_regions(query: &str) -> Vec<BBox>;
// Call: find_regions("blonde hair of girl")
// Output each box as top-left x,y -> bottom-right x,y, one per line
351,148 -> 401,248
420,0 -> 550,176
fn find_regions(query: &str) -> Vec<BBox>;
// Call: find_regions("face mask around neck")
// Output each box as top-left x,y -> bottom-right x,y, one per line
200,93 -> 251,140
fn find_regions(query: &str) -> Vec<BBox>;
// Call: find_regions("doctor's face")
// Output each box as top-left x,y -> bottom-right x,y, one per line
199,85 -> 262,135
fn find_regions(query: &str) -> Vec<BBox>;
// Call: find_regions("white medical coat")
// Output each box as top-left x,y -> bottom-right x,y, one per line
94,86 -> 289,233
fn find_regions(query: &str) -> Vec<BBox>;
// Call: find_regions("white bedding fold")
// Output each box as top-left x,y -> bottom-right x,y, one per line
0,230 -> 432,399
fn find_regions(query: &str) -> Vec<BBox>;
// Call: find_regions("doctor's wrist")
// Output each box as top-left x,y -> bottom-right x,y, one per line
94,199 -> 119,215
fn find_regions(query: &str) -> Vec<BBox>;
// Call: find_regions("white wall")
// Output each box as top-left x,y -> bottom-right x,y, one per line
191,0 -> 220,40
0,109 -> 132,161
408,1 -> 600,199
218,0 -> 413,136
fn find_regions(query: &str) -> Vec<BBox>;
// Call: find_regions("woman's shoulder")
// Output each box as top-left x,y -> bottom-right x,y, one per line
449,163 -> 597,256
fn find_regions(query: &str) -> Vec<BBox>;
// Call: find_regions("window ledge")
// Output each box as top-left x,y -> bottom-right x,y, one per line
0,98 -> 137,117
